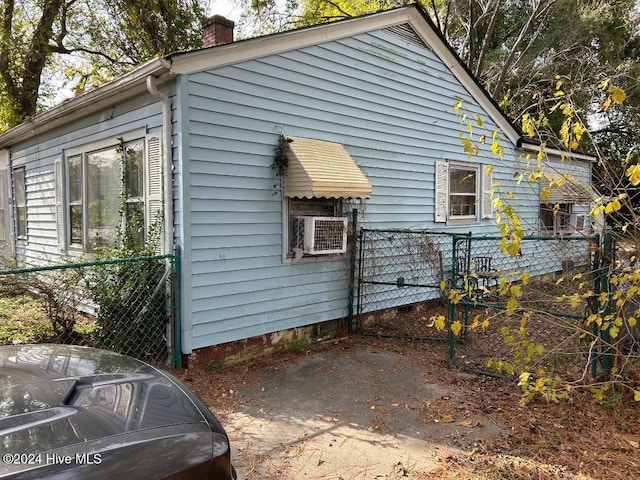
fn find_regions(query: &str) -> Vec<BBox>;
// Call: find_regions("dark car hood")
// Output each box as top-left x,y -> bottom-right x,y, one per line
0,344 -> 208,454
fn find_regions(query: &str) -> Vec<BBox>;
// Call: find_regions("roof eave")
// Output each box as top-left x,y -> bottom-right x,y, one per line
0,58 -> 170,148
518,137 -> 597,163
168,5 -> 524,146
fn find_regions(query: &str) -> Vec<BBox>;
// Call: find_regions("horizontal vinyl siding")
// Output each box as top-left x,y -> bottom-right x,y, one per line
10,92 -> 168,266
181,28 -> 585,350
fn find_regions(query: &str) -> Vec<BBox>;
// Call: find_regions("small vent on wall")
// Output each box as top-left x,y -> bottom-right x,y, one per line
384,24 -> 431,51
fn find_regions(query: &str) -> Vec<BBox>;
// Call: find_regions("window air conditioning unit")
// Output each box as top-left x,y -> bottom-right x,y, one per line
570,213 -> 586,231
292,216 -> 348,255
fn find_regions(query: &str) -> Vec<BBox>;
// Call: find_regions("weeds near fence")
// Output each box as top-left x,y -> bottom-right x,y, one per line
0,209 -> 175,364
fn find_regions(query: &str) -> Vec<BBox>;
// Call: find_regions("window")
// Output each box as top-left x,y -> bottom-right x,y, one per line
13,167 -> 26,239
539,203 -> 586,235
435,161 -> 491,223
449,166 -> 477,218
63,134 -> 159,251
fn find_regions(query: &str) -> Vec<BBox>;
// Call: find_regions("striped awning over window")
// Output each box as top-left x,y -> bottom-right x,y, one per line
541,172 -> 596,204
283,136 -> 372,199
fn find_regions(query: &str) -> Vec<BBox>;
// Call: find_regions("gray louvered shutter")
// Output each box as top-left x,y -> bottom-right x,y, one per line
54,158 -> 65,249
434,161 -> 448,223
482,165 -> 493,219
145,134 -> 163,239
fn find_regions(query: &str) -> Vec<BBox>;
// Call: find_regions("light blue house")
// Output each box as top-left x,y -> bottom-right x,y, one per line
0,5 -> 596,362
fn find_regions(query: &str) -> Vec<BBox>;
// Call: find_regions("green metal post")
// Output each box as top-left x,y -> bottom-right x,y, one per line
172,247 -> 182,369
601,232 -> 613,375
591,233 -> 600,378
347,208 -> 358,334
448,234 -> 459,365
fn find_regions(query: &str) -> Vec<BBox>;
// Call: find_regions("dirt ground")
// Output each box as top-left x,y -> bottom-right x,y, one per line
177,334 -> 640,480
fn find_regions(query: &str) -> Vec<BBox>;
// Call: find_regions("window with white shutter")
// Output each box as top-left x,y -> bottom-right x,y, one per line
61,130 -> 160,251
434,161 -> 488,224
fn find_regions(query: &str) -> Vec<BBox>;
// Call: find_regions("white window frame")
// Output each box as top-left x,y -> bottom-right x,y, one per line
435,161 -> 491,224
539,203 -> 587,236
59,130 -> 161,252
13,166 -> 26,241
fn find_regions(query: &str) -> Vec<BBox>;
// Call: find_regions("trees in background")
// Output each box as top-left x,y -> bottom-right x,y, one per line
239,0 -> 640,229
0,0 -> 205,130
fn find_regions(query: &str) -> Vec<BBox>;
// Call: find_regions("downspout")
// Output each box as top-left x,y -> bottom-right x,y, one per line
146,75 -> 173,255
146,74 -> 180,367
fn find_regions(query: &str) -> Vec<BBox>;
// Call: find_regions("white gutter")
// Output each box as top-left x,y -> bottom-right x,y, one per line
146,75 -> 174,255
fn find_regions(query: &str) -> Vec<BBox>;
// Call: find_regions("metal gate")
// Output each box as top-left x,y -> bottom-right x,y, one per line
352,228 -> 453,339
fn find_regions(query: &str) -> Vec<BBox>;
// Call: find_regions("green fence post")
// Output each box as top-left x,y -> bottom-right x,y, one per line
591,233 -> 601,378
448,234 -> 459,365
600,231 -> 614,376
172,247 -> 182,369
348,208 -> 358,334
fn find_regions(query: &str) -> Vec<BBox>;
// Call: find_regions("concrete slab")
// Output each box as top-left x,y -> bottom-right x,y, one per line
224,345 -> 503,479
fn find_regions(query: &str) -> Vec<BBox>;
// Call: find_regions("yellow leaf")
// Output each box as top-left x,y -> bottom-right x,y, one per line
610,85 -> 626,104
428,314 -> 446,331
510,285 -> 523,297
506,297 -> 518,311
601,97 -> 612,112
604,199 -> 621,213
569,295 -> 581,308
629,317 -> 637,328
598,78 -> 611,90
556,277 -> 564,285
451,321 -> 463,336
485,165 -> 493,175
540,186 -> 551,201
626,164 -> 640,186
635,390 -> 640,402
609,325 -> 620,338
518,372 -> 531,386
481,318 -> 490,330
440,280 -> 446,291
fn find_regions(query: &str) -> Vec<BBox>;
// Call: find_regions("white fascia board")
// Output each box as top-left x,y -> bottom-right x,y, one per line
169,6 -> 522,147
168,9 -> 418,74
519,140 -> 596,163
0,58 -> 170,148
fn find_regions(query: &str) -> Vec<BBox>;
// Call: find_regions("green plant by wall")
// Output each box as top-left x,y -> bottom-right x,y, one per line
272,135 -> 292,178
83,196 -> 167,360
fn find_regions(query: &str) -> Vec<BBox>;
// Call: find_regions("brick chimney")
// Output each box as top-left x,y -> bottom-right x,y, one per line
202,15 -> 235,47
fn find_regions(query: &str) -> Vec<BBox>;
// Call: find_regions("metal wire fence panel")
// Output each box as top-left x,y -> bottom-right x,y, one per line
448,234 -> 608,375
353,228 -> 600,346
451,234 -> 596,307
355,229 -> 453,338
0,255 -> 177,365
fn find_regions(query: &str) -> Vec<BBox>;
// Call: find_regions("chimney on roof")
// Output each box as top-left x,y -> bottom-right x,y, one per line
202,15 -> 235,47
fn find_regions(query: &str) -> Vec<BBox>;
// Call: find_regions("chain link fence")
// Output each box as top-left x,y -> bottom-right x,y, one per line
353,228 -> 452,339
448,233 -> 601,374
352,228 -> 626,379
0,254 -> 178,366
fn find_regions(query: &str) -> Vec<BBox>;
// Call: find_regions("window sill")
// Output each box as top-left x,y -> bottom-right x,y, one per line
283,253 -> 346,264
446,217 -> 479,226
